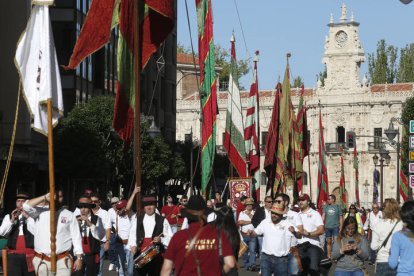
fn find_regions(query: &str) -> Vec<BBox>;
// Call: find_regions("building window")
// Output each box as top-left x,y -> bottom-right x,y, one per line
185,133 -> 192,143
374,128 -> 382,149
261,131 -> 268,146
337,126 -> 345,143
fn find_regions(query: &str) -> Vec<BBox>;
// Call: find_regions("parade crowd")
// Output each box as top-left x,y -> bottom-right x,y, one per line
1,188 -> 414,276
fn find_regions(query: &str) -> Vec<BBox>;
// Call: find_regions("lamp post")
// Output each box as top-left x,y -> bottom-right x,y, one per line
372,148 -> 391,205
384,120 -> 401,202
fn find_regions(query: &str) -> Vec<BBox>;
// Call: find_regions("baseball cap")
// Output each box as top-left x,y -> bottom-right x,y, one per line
115,199 -> 127,210
298,194 -> 311,202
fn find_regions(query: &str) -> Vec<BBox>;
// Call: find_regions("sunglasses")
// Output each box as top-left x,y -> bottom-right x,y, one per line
265,201 -> 273,203
274,200 -> 283,204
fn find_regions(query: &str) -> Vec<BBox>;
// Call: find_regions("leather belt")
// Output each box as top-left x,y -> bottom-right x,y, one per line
34,251 -> 69,262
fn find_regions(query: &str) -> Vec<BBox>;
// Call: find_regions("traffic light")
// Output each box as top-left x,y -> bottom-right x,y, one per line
346,131 -> 356,148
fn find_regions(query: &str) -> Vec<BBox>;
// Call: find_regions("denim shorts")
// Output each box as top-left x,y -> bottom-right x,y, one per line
325,227 -> 339,238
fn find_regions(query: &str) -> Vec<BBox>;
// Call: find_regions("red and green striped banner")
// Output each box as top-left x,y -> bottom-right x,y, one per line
339,151 -> 346,208
223,34 -> 247,177
317,110 -> 329,208
244,51 -> 260,201
400,126 -> 409,202
66,0 -> 174,144
196,0 -> 218,193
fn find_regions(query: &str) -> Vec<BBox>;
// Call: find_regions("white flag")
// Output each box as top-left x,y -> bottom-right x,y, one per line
15,4 -> 63,135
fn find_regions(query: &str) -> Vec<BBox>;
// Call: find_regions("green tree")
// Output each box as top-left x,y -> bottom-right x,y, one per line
368,39 -> 398,84
55,96 -> 186,194
215,45 -> 249,90
293,76 -> 303,88
177,42 -> 192,54
397,43 -> 414,83
318,66 -> 327,87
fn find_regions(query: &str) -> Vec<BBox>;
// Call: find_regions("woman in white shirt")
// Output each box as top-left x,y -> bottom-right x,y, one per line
238,198 -> 257,271
371,198 -> 403,276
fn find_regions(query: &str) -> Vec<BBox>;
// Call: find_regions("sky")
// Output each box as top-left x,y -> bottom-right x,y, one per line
177,0 -> 414,90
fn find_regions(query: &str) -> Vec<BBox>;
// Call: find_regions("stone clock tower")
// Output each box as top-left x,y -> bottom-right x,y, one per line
322,4 -> 365,93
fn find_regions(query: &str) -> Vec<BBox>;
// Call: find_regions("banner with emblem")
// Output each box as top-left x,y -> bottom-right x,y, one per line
229,178 -> 252,209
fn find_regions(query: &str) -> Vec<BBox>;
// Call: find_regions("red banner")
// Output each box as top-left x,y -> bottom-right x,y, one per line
229,178 -> 252,209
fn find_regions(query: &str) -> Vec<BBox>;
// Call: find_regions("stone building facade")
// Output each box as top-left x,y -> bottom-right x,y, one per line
176,5 -> 413,206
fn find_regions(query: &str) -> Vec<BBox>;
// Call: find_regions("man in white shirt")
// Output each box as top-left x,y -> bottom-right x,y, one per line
23,191 -> 83,276
238,198 -> 257,271
129,195 -> 172,276
251,195 -> 273,254
248,201 -> 296,275
89,193 -> 111,276
107,196 -> 119,271
276,193 -> 303,276
0,192 -> 36,276
364,203 -> 383,263
73,195 -> 106,276
297,194 -> 325,276
112,199 -> 134,276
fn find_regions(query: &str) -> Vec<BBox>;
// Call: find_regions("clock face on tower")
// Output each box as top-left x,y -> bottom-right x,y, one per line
335,30 -> 348,48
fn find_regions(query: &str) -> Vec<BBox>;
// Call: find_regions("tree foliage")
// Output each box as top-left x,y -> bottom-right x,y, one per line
177,42 -> 250,90
215,45 -> 249,90
368,39 -> 398,84
397,43 -> 414,83
54,96 -> 186,194
318,66 -> 327,87
293,76 -> 303,88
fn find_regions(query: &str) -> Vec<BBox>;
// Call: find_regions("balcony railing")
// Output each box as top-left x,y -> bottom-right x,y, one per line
325,142 -> 347,153
368,142 -> 385,153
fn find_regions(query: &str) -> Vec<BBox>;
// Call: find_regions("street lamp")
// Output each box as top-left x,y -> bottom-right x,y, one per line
372,148 -> 390,205
384,120 -> 401,202
147,119 -> 161,139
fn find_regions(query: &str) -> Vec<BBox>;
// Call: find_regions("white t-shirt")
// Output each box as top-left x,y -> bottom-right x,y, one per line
238,210 -> 255,233
371,219 -> 403,263
254,219 -> 296,257
284,209 -> 303,246
298,208 -> 324,248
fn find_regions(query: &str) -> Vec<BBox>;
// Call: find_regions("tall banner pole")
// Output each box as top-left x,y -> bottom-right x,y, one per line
47,99 -> 57,273
133,0 -> 142,214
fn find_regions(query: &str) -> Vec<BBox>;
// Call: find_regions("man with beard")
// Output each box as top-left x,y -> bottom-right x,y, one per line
0,192 -> 35,276
23,191 -> 83,276
129,195 -> 172,276
247,201 -> 297,275
73,195 -> 105,276
297,194 -> 325,276
275,193 -> 303,276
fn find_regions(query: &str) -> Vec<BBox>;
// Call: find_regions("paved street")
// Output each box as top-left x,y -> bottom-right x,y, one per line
101,259 -> 376,275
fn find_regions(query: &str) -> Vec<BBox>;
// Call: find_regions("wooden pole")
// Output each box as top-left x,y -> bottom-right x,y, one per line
47,99 -> 57,273
307,154 -> 312,199
133,0 -> 142,214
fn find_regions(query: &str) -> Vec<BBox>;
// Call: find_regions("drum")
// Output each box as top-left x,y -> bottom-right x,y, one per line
238,240 -> 248,258
134,243 -> 162,268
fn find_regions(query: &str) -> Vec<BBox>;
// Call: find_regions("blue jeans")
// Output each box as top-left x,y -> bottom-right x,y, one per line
325,227 -> 339,238
98,243 -> 105,276
260,253 -> 288,276
257,235 -> 263,255
288,253 -> 299,276
243,236 -> 257,267
334,270 -> 364,276
375,262 -> 396,276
